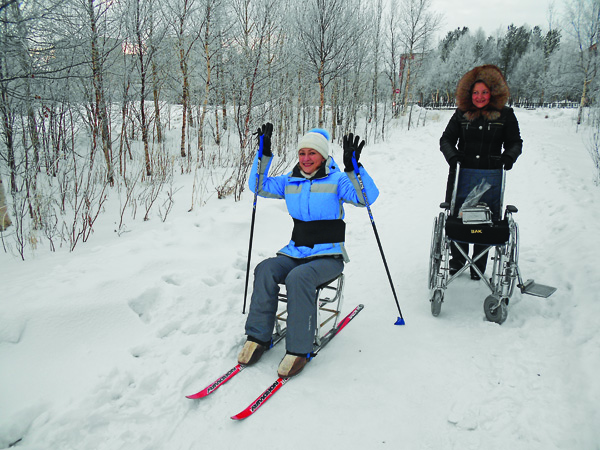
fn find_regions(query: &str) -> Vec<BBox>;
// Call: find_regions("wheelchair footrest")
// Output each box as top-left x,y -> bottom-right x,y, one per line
519,279 -> 557,298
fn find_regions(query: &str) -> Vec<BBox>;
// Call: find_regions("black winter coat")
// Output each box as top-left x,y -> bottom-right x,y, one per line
440,107 -> 523,202
440,106 -> 523,170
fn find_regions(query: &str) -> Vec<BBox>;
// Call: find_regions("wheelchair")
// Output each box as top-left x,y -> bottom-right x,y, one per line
274,273 -> 345,346
428,164 -> 556,324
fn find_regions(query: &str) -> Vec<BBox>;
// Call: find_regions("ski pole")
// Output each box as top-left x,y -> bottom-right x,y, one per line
352,157 -> 405,325
242,134 -> 264,314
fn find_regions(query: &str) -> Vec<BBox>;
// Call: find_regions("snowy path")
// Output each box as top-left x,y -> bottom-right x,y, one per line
1,109 -> 599,449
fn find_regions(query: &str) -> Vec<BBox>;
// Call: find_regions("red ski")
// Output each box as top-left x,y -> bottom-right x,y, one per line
186,364 -> 246,399
231,304 -> 364,420
186,330 -> 287,399
231,376 -> 291,420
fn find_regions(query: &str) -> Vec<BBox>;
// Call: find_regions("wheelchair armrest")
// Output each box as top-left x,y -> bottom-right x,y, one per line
504,204 -> 518,220
440,202 -> 450,210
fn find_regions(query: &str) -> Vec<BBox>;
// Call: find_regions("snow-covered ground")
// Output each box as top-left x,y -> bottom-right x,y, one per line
1,108 -> 599,450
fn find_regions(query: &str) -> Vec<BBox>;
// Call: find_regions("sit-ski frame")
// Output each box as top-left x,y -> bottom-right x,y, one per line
275,273 -> 345,347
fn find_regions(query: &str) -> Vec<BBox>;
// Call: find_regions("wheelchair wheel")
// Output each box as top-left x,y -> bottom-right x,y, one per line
500,221 -> 520,298
431,289 -> 443,317
428,213 -> 445,290
484,295 -> 507,324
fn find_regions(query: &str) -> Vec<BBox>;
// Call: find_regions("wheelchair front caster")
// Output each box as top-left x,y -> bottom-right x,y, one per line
484,295 -> 508,324
431,289 -> 444,317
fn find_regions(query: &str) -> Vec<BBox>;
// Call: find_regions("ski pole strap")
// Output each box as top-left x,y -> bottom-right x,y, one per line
291,218 -> 346,248
258,134 -> 264,159
351,154 -> 360,174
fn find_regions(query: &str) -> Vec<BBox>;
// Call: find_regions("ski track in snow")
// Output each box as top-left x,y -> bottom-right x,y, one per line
1,109 -> 599,450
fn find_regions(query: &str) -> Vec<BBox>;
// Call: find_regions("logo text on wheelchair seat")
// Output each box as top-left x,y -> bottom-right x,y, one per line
471,229 -> 483,234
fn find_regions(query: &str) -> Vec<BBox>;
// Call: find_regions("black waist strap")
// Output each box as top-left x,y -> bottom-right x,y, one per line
291,219 -> 346,248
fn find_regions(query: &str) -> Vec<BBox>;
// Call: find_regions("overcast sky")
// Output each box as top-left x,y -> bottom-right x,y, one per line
431,0 -> 559,40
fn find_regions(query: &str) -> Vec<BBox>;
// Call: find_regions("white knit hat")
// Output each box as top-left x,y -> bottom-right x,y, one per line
297,129 -> 330,160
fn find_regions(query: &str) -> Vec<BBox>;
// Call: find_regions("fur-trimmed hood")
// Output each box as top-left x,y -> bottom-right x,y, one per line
456,64 -> 509,121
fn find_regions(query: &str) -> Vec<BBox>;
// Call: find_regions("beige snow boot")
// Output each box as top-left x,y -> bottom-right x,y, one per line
237,341 -> 266,365
277,354 -> 308,378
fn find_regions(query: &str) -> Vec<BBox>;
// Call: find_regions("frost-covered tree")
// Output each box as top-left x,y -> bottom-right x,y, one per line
396,0 -> 441,112
544,28 -> 562,59
417,29 -> 492,106
0,176 -> 11,230
82,0 -> 118,184
195,0 -> 228,157
512,47 -> 547,102
509,25 -> 562,104
368,0 -> 384,141
227,0 -> 284,146
473,28 -> 499,63
162,0 -> 203,160
563,0 -> 600,124
442,33 -> 481,89
439,27 -> 469,62
383,0 -> 403,117
122,0 -> 167,176
545,41 -> 583,101
498,24 -> 531,80
293,0 -> 365,128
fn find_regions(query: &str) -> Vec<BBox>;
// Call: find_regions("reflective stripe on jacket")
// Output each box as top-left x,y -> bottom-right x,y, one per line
248,153 -> 379,262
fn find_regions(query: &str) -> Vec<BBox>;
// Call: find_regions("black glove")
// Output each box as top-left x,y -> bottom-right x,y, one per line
448,153 -> 464,168
255,123 -> 273,157
501,154 -> 514,170
342,133 -> 365,172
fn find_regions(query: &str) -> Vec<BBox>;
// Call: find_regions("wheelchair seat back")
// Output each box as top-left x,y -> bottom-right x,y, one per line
447,167 -> 510,245
450,167 -> 504,221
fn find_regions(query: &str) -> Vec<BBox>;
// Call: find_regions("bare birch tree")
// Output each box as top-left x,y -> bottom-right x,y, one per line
564,0 -> 600,125
0,50 -> 17,194
384,0 -> 402,118
397,0 -> 441,114
85,0 -> 115,184
294,0 -> 365,128
0,176 -> 11,230
124,0 -> 168,176
163,0 -> 202,160
370,0 -> 384,141
196,0 -> 225,165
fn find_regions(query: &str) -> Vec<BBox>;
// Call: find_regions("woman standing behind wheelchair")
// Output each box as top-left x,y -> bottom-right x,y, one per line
439,64 -> 523,280
238,123 -> 379,378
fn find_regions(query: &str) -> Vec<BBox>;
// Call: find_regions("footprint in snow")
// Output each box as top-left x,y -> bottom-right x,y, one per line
0,315 -> 27,344
201,277 -> 218,287
162,274 -> 183,286
157,320 -> 181,338
129,344 -> 150,358
128,289 -> 161,324
232,257 -> 248,271
448,400 -> 480,430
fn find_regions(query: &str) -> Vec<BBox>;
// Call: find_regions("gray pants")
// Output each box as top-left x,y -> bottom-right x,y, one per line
245,254 -> 344,354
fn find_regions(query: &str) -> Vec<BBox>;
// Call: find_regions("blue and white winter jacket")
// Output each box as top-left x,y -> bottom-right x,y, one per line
248,153 -> 379,262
